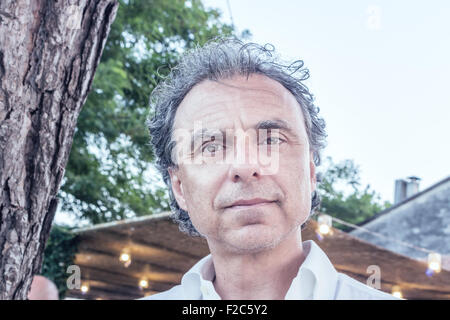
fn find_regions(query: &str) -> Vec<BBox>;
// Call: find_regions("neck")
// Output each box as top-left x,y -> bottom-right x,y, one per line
209,229 -> 306,300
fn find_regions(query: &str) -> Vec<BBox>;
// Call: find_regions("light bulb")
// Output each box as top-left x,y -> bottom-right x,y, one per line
318,224 -> 330,235
119,248 -> 132,267
139,279 -> 149,289
120,252 -> 130,262
428,253 -> 441,273
81,284 -> 89,294
391,285 -> 402,299
317,214 -> 332,235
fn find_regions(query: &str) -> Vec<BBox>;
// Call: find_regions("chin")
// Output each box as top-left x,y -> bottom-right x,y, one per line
224,225 -> 283,253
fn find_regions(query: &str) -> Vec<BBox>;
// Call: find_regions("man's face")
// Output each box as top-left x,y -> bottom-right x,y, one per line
169,74 -> 316,254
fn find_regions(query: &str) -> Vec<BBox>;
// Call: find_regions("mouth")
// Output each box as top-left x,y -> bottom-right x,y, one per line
225,199 -> 277,210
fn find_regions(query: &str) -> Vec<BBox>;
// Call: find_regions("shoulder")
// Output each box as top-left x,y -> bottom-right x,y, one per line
335,273 -> 400,300
139,255 -> 210,300
139,285 -> 186,300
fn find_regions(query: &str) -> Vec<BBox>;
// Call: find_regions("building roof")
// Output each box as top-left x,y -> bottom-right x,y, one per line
67,211 -> 450,300
350,176 -> 450,261
357,176 -> 450,227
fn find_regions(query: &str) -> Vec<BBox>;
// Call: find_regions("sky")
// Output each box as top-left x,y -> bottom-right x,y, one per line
202,0 -> 450,203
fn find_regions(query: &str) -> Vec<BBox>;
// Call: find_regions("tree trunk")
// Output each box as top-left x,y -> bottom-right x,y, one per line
0,0 -> 118,299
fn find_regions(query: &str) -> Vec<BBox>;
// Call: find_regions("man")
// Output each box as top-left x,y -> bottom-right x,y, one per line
144,38 -> 397,300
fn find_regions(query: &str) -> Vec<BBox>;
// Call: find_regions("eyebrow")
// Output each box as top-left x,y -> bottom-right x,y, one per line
189,119 -> 297,151
255,119 -> 295,133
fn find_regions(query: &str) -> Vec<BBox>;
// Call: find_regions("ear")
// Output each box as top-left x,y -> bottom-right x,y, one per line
168,167 -> 188,211
309,151 -> 317,193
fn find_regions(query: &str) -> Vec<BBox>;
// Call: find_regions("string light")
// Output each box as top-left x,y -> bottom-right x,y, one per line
426,253 -> 442,276
316,214 -> 333,240
315,214 -> 446,277
120,228 -> 135,268
80,283 -> 89,294
391,285 -> 403,299
139,265 -> 151,290
139,279 -> 149,289
119,248 -> 132,268
318,214 -> 332,234
120,252 -> 130,262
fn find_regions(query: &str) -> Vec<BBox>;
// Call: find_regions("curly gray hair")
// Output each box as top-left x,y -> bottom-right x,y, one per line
147,37 -> 327,237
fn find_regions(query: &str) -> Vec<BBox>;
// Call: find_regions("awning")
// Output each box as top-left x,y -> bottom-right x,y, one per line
67,211 -> 450,299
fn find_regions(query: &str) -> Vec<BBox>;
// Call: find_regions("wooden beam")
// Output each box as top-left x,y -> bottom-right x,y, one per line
77,233 -> 200,271
74,250 -> 183,283
101,229 -> 206,260
74,265 -> 179,291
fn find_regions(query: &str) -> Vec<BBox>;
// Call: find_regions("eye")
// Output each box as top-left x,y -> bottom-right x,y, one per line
202,142 -> 224,155
261,136 -> 284,145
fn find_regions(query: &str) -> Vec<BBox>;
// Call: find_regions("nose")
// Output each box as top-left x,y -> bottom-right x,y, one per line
228,163 -> 261,183
227,133 -> 262,183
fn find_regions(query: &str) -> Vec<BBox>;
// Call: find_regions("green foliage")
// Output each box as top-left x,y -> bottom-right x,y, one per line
41,225 -> 79,299
317,157 -> 392,231
59,0 -> 250,225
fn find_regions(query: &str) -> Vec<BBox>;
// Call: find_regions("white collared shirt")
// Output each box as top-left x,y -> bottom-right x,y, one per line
141,240 -> 399,300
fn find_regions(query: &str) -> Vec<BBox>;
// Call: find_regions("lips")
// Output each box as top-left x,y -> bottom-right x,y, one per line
226,198 -> 275,208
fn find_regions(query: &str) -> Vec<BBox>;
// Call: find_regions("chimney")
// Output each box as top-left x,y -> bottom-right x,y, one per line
394,176 -> 421,204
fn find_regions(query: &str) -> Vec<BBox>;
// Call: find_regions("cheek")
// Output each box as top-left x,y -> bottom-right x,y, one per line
181,166 -> 224,226
183,166 -> 222,201
278,151 -> 312,208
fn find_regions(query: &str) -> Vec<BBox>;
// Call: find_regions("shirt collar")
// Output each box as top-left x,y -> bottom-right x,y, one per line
181,254 -> 219,299
181,240 -> 338,300
287,240 -> 339,299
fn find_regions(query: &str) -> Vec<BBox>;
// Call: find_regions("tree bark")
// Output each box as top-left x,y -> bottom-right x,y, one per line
0,0 -> 118,299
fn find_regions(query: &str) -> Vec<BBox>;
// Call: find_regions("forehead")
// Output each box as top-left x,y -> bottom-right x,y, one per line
173,74 -> 305,131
